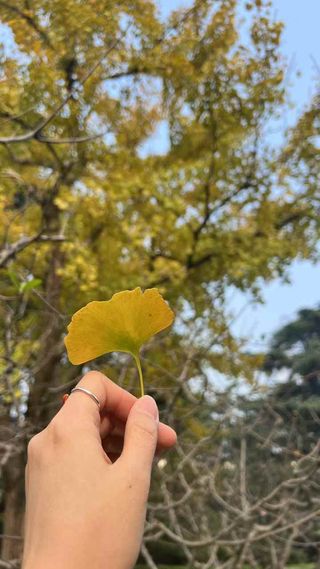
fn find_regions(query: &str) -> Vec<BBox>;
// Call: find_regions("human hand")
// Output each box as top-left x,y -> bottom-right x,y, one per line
22,371 -> 177,569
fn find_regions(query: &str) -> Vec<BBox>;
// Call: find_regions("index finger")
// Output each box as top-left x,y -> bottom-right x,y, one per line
60,370 -> 177,449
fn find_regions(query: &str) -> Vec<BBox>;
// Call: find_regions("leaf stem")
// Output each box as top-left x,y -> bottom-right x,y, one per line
133,353 -> 144,397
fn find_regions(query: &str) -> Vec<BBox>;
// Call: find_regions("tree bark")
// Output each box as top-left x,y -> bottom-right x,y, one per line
1,213 -> 65,566
316,547 -> 320,569
1,444 -> 25,564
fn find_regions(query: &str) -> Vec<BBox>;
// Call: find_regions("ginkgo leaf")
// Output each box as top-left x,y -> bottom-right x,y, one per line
64,287 -> 174,395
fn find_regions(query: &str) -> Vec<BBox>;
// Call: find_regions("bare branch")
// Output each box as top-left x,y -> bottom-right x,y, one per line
0,233 -> 65,268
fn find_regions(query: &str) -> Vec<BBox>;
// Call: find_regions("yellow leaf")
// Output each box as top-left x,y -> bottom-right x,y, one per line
64,287 -> 174,390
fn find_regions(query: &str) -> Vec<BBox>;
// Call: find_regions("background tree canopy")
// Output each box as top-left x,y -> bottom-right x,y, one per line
0,0 -> 319,567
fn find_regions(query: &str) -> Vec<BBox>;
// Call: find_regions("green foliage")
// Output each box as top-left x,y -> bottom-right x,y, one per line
260,307 -> 320,460
287,565 -> 314,569
264,306 -> 320,376
19,278 -> 42,294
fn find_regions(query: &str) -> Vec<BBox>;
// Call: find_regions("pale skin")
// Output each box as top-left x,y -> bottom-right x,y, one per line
22,371 -> 177,569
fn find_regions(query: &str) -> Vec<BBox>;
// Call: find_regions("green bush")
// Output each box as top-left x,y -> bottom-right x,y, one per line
136,540 -> 187,565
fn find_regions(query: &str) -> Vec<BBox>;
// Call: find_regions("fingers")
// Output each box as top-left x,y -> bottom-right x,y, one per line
99,412 -> 115,439
102,433 -> 165,463
60,370 -> 136,426
102,413 -> 176,450
59,371 -> 177,450
119,396 -> 158,484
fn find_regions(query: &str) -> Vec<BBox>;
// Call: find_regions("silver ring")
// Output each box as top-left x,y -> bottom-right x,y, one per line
70,387 -> 101,410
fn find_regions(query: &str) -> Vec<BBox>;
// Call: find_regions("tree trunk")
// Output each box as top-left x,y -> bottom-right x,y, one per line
1,242 -> 64,567
316,546 -> 320,569
1,444 -> 26,565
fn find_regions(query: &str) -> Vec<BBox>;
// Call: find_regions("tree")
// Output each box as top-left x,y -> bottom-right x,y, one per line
262,305 -> 320,464
264,306 -> 320,380
0,0 -> 319,566
141,379 -> 320,569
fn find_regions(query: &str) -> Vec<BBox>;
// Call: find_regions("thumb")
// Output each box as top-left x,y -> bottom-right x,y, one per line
120,395 -> 159,484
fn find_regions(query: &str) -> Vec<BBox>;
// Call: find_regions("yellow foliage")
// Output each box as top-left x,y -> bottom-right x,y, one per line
0,0 -> 318,405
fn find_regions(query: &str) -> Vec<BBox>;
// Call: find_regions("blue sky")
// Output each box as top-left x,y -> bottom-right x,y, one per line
155,0 -> 320,348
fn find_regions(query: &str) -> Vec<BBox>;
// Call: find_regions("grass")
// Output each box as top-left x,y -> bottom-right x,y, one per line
287,565 -> 314,569
135,563 -> 315,569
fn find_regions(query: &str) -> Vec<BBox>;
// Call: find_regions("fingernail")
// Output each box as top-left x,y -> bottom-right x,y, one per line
135,395 -> 159,422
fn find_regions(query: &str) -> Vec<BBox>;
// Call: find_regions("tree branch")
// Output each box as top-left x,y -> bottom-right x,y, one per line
0,33 -> 126,145
0,1 -> 53,49
0,233 -> 65,268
